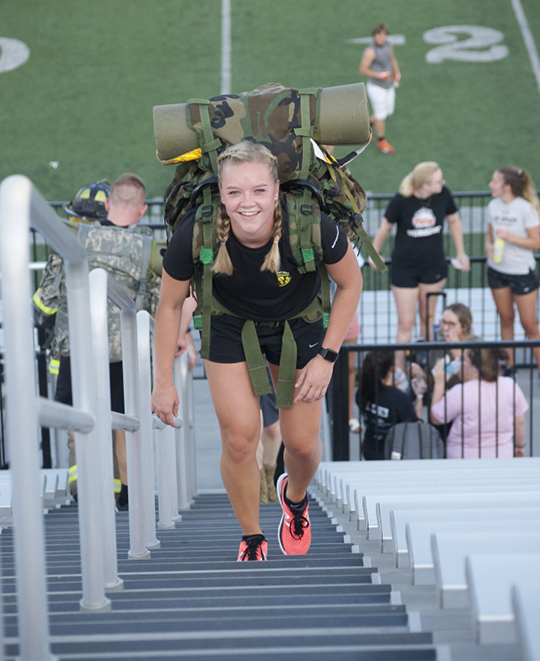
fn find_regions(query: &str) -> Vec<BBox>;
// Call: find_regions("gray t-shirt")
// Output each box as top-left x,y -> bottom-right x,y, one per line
367,40 -> 393,89
486,197 -> 540,274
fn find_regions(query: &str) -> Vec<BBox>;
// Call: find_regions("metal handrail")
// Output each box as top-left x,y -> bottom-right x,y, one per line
0,174 -> 107,661
0,175 -> 199,660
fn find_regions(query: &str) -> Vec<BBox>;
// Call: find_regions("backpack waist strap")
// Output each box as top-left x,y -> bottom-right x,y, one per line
210,295 -> 322,408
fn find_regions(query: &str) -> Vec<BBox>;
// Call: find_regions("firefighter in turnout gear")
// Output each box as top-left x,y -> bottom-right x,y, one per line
34,175 -> 161,506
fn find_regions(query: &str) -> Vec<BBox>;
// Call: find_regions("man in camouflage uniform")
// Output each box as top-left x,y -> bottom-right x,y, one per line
34,174 -> 160,506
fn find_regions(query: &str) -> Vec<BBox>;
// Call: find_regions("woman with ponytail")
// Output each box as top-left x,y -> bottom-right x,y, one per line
370,162 -> 470,368
152,141 -> 362,561
485,167 -> 540,378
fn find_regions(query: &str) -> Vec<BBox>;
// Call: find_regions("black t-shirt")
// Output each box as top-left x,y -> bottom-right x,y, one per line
359,386 -> 417,460
162,207 -> 349,321
384,186 -> 458,269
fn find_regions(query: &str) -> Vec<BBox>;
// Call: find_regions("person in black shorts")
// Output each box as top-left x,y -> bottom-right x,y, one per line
485,167 -> 540,377
152,142 -> 362,561
369,162 -> 470,368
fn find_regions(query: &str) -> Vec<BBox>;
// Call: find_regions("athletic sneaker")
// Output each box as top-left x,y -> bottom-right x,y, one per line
237,534 -> 268,561
378,139 -> 394,154
277,473 -> 311,555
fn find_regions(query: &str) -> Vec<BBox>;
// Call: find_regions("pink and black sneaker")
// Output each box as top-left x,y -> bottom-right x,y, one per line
277,473 -> 311,555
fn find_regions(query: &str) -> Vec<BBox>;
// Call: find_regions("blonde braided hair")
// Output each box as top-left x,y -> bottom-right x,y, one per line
212,204 -> 234,275
260,198 -> 283,273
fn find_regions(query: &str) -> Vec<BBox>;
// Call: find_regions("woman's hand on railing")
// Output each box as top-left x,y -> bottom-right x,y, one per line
151,382 -> 179,427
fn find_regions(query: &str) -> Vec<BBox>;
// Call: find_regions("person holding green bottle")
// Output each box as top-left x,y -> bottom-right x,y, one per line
485,167 -> 540,379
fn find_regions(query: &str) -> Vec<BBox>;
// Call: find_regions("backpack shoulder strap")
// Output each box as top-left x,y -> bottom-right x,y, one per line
193,185 -> 218,359
283,191 -> 322,274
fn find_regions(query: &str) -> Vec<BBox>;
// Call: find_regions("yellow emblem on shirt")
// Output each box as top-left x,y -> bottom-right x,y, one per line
277,271 -> 291,287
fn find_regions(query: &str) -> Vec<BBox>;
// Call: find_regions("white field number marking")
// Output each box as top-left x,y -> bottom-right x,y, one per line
0,37 -> 30,73
424,26 -> 508,63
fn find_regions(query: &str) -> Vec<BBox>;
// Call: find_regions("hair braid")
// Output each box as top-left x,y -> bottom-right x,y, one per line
212,204 -> 234,275
260,199 -> 282,273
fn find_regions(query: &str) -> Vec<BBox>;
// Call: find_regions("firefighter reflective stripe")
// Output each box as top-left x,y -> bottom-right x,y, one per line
49,358 -> 60,375
33,288 -> 58,315
68,464 -> 77,485
68,466 -> 121,494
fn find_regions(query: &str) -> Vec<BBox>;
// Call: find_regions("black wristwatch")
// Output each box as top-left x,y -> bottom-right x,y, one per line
318,347 -> 339,363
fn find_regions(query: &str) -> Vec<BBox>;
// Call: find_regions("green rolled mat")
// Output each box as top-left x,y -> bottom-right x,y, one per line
153,83 -> 370,163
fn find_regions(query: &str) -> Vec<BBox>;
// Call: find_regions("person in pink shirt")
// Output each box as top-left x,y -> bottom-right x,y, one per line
430,347 -> 528,458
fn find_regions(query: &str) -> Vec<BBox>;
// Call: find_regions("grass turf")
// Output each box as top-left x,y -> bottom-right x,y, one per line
0,0 -> 539,201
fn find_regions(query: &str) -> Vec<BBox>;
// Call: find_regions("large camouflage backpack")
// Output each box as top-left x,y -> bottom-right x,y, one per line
154,83 -> 386,406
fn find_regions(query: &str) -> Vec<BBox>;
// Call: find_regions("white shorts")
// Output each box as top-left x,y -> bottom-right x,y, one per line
366,81 -> 395,120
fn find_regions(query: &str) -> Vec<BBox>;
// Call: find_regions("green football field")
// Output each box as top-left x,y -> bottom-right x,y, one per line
1,0 -> 539,202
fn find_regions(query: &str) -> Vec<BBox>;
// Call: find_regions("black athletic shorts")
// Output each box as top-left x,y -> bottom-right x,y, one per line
54,356 -> 125,413
487,267 -> 539,296
206,314 -> 325,369
391,261 -> 448,288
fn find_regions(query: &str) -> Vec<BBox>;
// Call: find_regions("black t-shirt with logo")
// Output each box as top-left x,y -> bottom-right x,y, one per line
384,186 -> 458,270
162,208 -> 349,322
360,386 -> 418,460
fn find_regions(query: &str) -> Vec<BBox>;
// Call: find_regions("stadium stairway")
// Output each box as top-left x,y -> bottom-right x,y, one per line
0,490 -> 443,661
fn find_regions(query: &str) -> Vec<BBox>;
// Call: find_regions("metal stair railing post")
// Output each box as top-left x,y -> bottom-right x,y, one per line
114,279 -> 150,561
153,417 -> 180,528
88,268 -> 125,590
64,254 -> 112,613
15,176 -> 110,617
150,333 -> 183,528
136,310 -> 160,550
182,358 -> 197,500
137,309 -> 182,530
174,354 -> 191,510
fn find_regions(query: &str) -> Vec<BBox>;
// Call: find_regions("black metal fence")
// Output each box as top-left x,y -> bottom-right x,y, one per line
329,339 -> 540,462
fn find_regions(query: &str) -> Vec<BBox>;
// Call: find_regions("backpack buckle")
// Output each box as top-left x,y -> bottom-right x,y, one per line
300,204 -> 313,216
200,205 -> 214,218
190,176 -> 218,208
351,213 -> 363,228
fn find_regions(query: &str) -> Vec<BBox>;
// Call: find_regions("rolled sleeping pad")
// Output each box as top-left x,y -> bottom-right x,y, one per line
153,83 -> 370,163
313,83 -> 369,147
